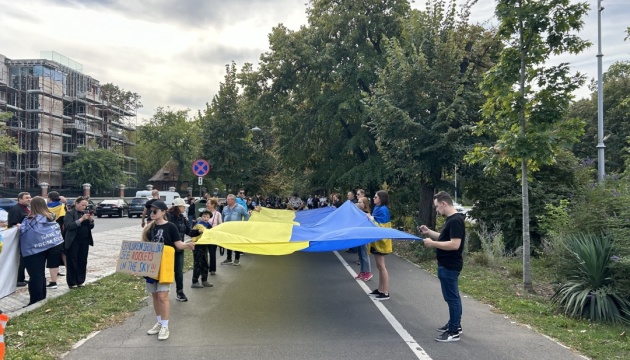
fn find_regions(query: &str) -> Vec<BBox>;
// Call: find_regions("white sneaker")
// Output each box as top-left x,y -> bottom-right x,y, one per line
147,322 -> 161,335
158,326 -> 170,340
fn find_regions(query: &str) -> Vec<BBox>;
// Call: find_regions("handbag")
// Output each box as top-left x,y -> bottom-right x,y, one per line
20,215 -> 64,257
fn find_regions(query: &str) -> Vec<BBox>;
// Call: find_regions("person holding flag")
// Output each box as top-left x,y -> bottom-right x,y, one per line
46,191 -> 67,289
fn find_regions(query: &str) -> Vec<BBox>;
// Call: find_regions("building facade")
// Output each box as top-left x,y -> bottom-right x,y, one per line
0,51 -> 138,190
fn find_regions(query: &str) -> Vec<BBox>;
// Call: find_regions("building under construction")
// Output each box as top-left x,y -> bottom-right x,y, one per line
0,51 -> 138,191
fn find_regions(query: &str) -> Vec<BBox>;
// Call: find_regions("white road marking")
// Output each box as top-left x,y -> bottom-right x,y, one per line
333,251 -> 433,360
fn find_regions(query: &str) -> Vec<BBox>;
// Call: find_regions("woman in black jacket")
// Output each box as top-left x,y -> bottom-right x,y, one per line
166,198 -> 201,302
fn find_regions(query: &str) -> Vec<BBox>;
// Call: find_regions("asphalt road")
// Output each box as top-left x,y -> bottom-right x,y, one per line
61,236 -> 587,360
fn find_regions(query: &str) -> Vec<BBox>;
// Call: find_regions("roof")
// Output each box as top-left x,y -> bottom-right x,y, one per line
148,159 -> 180,182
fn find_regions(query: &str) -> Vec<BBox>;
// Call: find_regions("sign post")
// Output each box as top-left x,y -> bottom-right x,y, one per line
192,159 -> 210,198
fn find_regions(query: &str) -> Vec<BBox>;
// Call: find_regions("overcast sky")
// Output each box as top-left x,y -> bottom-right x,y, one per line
0,0 -> 627,122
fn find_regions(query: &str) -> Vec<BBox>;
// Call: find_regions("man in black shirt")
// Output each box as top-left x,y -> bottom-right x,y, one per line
8,192 -> 31,287
419,191 -> 466,343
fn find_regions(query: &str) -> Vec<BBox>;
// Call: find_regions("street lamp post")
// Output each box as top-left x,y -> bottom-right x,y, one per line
596,0 -> 605,183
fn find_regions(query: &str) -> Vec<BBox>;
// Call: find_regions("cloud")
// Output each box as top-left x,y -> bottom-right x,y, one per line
45,0 -> 307,30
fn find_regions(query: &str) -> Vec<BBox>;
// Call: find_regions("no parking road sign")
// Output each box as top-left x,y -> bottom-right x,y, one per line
192,159 -> 210,177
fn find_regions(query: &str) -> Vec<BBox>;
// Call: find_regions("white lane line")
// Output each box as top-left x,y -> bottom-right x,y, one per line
333,251 -> 433,360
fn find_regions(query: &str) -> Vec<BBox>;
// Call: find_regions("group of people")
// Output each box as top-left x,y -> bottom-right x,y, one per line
139,190 -> 250,340
2,192 -> 94,306
2,187 -> 466,345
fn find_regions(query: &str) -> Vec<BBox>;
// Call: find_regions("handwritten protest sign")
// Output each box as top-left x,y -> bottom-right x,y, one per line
116,241 -> 163,278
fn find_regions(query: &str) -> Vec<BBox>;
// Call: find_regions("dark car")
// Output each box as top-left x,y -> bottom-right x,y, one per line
95,199 -> 128,218
65,198 -> 96,212
0,198 -> 18,211
128,197 -> 148,218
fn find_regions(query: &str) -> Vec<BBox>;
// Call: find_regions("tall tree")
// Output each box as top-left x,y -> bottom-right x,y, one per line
138,107 -> 200,191
366,0 -> 500,227
248,0 -> 411,195
465,0 -> 590,292
201,62 -> 260,193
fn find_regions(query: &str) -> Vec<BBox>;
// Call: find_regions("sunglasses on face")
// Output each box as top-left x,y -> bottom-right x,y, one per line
151,209 -> 160,215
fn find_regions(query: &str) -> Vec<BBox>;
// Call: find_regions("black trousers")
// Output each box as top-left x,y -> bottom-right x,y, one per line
226,249 -> 241,261
17,251 -> 26,283
23,250 -> 47,305
66,238 -> 90,287
209,245 -> 217,272
175,250 -> 184,293
192,245 -> 210,283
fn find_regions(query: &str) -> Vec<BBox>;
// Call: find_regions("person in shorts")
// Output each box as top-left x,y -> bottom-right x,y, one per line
142,200 -> 195,341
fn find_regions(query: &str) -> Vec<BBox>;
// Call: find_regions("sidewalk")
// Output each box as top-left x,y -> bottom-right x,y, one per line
0,224 -> 142,318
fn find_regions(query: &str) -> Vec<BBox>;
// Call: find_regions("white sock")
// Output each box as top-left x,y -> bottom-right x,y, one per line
160,320 -> 169,328
156,316 -> 161,323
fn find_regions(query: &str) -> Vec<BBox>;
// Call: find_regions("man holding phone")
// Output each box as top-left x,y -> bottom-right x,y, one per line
418,191 -> 466,343
64,196 -> 95,288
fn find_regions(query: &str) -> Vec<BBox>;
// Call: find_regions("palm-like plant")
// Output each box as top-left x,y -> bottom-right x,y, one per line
551,233 -> 630,323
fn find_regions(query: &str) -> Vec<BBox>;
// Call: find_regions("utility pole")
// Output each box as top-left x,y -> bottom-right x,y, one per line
596,0 -> 605,183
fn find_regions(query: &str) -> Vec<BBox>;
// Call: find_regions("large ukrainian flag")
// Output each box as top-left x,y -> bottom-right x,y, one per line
196,201 -> 421,255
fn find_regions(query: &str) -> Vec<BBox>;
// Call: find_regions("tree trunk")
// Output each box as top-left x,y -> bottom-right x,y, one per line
519,3 -> 534,293
417,183 -> 436,230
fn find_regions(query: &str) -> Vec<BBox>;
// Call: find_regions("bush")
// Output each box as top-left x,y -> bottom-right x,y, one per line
551,233 -> 630,323
474,221 -> 504,267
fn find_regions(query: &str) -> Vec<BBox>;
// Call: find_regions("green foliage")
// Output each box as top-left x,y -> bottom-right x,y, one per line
551,233 -> 630,323
138,107 -> 200,189
0,112 -> 21,153
465,0 -> 590,290
571,61 -> 630,173
100,83 -> 143,121
246,0 -> 412,195
64,147 -> 128,193
366,0 -> 500,228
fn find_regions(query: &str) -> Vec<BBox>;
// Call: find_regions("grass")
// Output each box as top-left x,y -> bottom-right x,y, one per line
4,250 -> 194,360
394,241 -> 630,360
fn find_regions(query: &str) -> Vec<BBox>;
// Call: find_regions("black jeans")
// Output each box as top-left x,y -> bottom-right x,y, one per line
226,249 -> 240,261
209,245 -> 217,272
17,251 -> 26,283
23,250 -> 47,305
192,245 -> 209,283
67,238 -> 90,287
175,250 -> 184,293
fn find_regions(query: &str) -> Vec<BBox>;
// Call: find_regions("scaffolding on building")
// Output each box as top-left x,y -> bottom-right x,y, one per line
0,51 -> 138,191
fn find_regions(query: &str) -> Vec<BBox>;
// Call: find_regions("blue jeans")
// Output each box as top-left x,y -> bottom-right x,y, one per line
175,250 -> 184,293
357,245 -> 371,273
188,215 -> 196,228
437,266 -> 462,332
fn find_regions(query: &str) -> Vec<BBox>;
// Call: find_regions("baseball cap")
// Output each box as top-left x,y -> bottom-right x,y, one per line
172,198 -> 186,207
0,209 -> 8,222
150,200 -> 168,211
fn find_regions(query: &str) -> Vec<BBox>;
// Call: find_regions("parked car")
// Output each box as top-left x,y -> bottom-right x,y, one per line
65,198 -> 96,212
95,199 -> 128,218
128,197 -> 148,218
0,198 -> 17,211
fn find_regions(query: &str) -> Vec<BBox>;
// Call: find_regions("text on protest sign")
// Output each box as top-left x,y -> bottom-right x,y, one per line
116,241 -> 163,278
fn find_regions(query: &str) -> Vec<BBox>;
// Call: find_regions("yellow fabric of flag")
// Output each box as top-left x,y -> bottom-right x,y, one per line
195,221 -> 308,255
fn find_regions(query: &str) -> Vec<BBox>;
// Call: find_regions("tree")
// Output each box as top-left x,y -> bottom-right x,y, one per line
570,62 -> 630,174
138,107 -> 200,191
200,62 -> 256,193
465,0 -> 590,292
366,0 -> 500,227
0,112 -> 21,153
64,147 -> 128,193
247,0 -> 411,196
